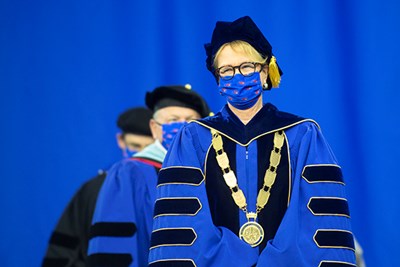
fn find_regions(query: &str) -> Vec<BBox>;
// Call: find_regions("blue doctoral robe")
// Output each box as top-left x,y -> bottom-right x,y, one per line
87,141 -> 166,267
149,103 -> 356,267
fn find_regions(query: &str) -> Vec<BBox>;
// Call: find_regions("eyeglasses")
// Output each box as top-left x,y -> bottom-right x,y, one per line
215,62 -> 265,81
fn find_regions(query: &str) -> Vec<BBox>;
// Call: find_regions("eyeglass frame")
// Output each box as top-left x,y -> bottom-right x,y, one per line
215,62 -> 266,81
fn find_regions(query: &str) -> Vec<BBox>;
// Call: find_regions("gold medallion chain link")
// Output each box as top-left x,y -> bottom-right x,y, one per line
210,129 -> 284,247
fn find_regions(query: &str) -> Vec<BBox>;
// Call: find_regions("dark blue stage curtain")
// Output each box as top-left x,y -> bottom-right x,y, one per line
1,0 -> 399,266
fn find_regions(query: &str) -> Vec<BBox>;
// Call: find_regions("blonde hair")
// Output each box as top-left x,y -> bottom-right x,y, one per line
213,40 -> 268,69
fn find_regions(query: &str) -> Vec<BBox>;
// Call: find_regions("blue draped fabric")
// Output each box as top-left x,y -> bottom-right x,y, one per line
0,0 -> 399,266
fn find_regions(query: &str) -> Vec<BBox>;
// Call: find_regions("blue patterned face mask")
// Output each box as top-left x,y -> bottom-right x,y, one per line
123,147 -> 138,158
218,72 -> 262,110
161,121 -> 187,150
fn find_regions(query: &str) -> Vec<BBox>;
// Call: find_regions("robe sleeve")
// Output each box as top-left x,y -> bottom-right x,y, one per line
87,160 -> 157,267
42,173 -> 105,267
148,124 -> 259,267
256,122 -> 356,266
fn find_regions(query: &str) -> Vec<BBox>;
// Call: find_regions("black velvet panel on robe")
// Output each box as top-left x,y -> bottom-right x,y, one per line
205,133 -> 290,252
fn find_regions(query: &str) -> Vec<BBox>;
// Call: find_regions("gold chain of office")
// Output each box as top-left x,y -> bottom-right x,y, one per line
210,129 -> 284,247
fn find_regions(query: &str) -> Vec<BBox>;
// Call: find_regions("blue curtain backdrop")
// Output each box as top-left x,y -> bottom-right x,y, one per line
1,0 -> 399,266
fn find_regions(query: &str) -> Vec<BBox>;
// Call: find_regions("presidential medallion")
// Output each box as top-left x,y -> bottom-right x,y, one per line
239,221 -> 264,247
211,130 -> 283,248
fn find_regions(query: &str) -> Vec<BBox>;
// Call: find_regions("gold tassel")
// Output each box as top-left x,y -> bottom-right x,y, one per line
268,56 -> 281,88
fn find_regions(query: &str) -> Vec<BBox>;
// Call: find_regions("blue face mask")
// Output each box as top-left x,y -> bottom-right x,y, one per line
123,147 -> 138,158
218,72 -> 262,110
161,121 -> 187,150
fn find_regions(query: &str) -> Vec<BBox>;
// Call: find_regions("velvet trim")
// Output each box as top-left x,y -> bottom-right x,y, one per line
302,165 -> 344,184
130,157 -> 162,169
197,103 -> 306,145
86,253 -> 132,267
308,198 -> 350,217
150,228 -> 196,248
158,168 -> 203,186
89,222 -> 136,239
319,261 -> 356,267
149,259 -> 196,267
314,230 -> 355,250
153,198 -> 201,217
49,231 -> 80,249
42,258 -> 69,267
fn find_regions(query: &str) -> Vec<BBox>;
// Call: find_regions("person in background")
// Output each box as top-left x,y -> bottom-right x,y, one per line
87,84 -> 210,267
116,107 -> 155,158
149,16 -> 357,266
42,107 -> 153,267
